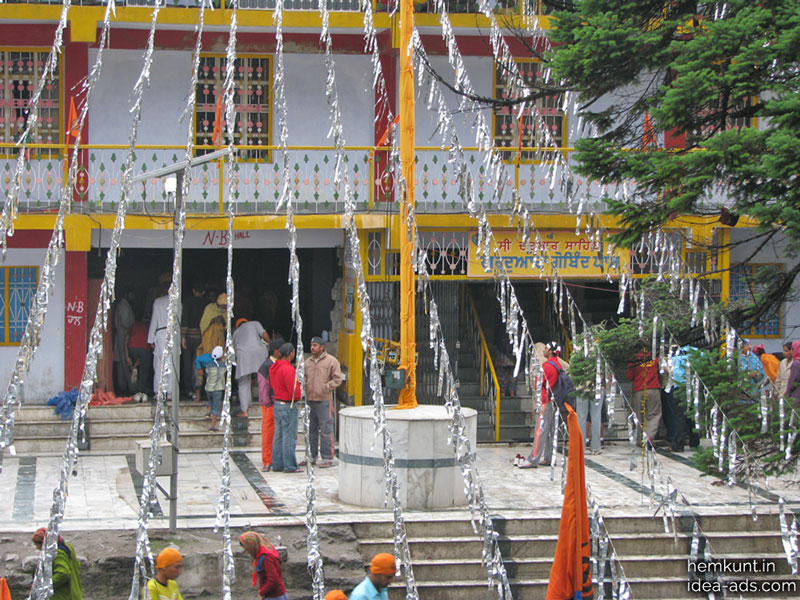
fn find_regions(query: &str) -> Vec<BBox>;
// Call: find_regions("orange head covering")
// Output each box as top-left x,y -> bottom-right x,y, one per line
238,531 -> 273,559
155,548 -> 183,570
370,553 -> 397,575
32,527 -> 62,545
235,318 -> 248,329
324,591 -> 347,600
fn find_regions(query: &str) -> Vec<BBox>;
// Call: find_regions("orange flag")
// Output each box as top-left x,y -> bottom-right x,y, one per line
211,96 -> 223,147
67,96 -> 81,140
546,404 -> 593,600
642,111 -> 656,150
0,576 -> 12,600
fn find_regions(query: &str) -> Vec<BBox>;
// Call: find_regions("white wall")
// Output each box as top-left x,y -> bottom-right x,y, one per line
89,50 -> 375,147
0,249 -> 66,404
729,229 -> 800,351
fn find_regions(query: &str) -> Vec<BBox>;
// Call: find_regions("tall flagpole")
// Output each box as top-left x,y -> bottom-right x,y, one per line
397,0 -> 417,408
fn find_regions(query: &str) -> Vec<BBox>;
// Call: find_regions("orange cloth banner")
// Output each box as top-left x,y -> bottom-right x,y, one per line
546,404 -> 593,600
0,576 -> 12,600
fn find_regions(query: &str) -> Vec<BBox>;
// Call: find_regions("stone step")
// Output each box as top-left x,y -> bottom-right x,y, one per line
477,410 -> 530,427
478,424 -> 533,443
9,430 -> 267,453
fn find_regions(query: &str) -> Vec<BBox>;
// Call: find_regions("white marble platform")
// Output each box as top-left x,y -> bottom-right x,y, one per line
337,405 -> 477,509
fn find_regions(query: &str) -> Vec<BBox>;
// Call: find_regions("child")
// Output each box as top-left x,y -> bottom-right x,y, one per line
239,531 -> 288,600
146,548 -> 183,600
194,345 -> 226,431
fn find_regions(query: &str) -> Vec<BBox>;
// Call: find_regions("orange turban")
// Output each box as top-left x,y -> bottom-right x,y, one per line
32,527 -> 62,545
369,553 -> 397,575
155,548 -> 183,570
235,318 -> 248,329
324,591 -> 347,600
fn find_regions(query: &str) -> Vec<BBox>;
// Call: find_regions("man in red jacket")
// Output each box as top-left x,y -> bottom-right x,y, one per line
626,348 -> 662,447
269,342 -> 303,473
519,342 -> 562,469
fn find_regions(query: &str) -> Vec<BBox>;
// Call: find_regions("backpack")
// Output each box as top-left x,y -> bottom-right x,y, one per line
547,359 -> 576,411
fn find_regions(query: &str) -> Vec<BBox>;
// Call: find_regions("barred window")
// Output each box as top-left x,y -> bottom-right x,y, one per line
493,59 -> 564,162
0,266 -> 38,345
0,50 -> 60,157
729,263 -> 781,337
195,55 -> 271,160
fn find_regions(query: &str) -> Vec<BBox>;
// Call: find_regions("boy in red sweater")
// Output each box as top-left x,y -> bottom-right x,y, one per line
269,343 -> 303,473
626,349 -> 662,447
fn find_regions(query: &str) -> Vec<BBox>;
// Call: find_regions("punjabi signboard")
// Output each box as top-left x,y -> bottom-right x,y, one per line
467,230 -> 628,278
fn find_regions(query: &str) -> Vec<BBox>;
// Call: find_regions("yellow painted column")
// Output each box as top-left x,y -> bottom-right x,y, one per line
397,0 -> 417,408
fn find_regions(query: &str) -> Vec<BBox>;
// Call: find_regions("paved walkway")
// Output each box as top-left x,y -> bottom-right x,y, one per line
2,440 -> 800,534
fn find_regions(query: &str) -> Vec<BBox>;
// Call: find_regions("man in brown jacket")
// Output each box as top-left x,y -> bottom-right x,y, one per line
303,336 -> 343,468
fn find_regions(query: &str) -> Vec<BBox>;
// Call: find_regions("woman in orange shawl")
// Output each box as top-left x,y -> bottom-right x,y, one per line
239,531 -> 288,600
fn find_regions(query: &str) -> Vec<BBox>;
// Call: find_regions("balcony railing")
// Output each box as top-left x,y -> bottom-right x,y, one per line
0,143 -> 586,215
0,0 -> 555,14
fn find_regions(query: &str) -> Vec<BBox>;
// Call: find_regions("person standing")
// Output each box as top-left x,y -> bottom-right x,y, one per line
113,287 -> 136,396
519,342 -> 562,469
739,339 -> 766,396
349,553 -> 397,600
257,338 -> 284,472
195,345 -> 226,432
303,336 -> 342,468
270,343 -> 303,473
232,318 -> 270,418
626,347 -> 662,447
198,293 -> 228,357
32,527 -> 82,600
776,342 -> 794,397
754,344 -> 779,383
126,318 -> 154,398
181,282 -> 206,399
147,276 -> 177,397
238,532 -> 288,600
145,548 -> 184,600
786,341 -> 800,407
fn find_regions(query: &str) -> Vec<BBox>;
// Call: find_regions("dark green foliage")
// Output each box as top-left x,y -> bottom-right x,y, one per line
549,1 -> 800,277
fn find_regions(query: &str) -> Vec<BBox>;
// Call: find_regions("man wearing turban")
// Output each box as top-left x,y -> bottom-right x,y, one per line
349,553 -> 397,600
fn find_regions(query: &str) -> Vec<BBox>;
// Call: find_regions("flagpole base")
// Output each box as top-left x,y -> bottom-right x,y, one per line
337,405 -> 477,509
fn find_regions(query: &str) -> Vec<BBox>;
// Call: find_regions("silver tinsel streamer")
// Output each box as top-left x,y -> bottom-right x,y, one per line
760,387 -> 769,434
0,0 -> 116,475
780,393 -> 786,452
587,484 -> 632,600
0,0 -> 72,255
727,436 -> 737,485
717,419 -> 726,472
214,5 -> 240,596
30,2 -> 160,598
781,498 -> 800,575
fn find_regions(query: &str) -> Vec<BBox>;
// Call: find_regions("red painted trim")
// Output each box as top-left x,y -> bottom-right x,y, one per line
89,29 -> 369,53
664,128 -> 685,149
0,24 -> 59,45
2,230 -> 52,248
417,32 -> 546,56
374,49 -> 396,203
64,252 -> 87,391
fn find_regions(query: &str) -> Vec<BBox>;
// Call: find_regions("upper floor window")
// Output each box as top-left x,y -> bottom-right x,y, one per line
729,262 -> 781,338
0,50 -> 60,157
0,266 -> 38,345
195,55 -> 272,161
493,59 -> 564,162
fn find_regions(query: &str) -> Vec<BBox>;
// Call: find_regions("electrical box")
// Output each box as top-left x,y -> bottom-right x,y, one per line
385,368 -> 406,390
136,439 -> 174,477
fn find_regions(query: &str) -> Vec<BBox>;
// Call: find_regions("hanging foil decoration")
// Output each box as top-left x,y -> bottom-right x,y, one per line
0,0 -> 72,255
710,406 -> 719,459
727,436 -> 737,486
28,2 -> 164,598
780,394 -> 786,452
0,0 -> 117,476
214,6 -> 241,596
717,417 -> 726,472
760,387 -> 769,434
786,412 -> 797,462
779,496 -> 799,575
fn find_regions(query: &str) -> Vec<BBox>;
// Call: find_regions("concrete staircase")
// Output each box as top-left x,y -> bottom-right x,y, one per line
354,512 -> 799,600
10,401 -> 264,453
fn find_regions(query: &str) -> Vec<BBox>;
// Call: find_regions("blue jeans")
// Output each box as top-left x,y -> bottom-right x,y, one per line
272,401 -> 298,471
207,390 -> 222,417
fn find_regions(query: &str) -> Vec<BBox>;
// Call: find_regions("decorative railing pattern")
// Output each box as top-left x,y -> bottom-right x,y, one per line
0,144 -> 599,214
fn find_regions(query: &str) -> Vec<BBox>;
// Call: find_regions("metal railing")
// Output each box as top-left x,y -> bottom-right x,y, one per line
464,287 -> 502,441
1,142 -> 582,215
0,0 -> 555,12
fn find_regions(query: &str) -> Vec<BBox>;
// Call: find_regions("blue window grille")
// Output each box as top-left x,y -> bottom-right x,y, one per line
729,263 -> 781,337
1,267 -> 38,345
